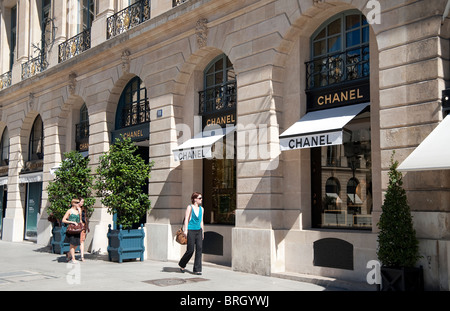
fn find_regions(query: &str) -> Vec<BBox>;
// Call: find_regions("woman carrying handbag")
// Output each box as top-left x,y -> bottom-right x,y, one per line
178,192 -> 204,275
62,198 -> 83,263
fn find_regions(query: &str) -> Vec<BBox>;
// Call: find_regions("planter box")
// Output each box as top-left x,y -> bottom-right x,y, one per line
380,266 -> 424,291
107,224 -> 145,263
51,224 -> 79,254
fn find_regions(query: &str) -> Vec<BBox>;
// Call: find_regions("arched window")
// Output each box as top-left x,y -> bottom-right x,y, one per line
76,104 -> 89,152
115,77 -> 149,130
29,116 -> 44,161
347,177 -> 362,207
325,177 -> 340,194
0,128 -> 9,166
201,54 -> 237,225
200,54 -> 236,115
307,11 -> 370,89
309,10 -> 372,230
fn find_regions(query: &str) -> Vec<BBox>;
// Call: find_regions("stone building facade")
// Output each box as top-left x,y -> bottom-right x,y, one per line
0,0 -> 450,290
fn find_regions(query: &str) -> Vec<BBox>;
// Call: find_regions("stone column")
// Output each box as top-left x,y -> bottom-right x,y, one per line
147,93 -> 182,261
377,1 -> 450,290
47,0 -> 67,67
90,0 -> 114,47
2,129 -> 24,242
232,65 -> 283,276
85,92 -> 114,254
11,0 -> 30,84
36,110 -> 62,246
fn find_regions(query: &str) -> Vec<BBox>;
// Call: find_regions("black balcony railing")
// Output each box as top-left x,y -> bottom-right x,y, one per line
173,0 -> 188,7
58,28 -> 91,63
306,44 -> 370,90
76,120 -> 89,151
199,80 -> 237,115
0,71 -> 12,90
107,0 -> 151,39
22,53 -> 48,80
120,101 -> 151,129
76,120 -> 89,141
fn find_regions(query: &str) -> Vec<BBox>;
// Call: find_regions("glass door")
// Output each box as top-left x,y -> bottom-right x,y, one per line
25,182 -> 42,240
203,134 -> 236,225
0,185 -> 4,238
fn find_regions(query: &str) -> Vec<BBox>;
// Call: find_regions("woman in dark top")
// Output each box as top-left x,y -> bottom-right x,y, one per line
62,198 -> 82,263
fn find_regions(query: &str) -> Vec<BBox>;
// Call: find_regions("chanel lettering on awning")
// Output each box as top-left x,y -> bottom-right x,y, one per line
173,126 -> 235,161
280,131 -> 342,150
279,102 -> 369,151
175,147 -> 212,161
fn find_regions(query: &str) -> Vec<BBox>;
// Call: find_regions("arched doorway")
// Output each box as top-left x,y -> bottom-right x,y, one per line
201,54 -> 237,225
111,76 -> 150,229
22,115 -> 44,240
0,127 -> 9,239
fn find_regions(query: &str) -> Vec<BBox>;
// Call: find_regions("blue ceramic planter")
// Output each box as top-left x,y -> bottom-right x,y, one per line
51,224 -> 79,254
107,224 -> 145,263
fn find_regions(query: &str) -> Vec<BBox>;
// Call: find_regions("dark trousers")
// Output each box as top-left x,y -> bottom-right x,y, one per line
178,229 -> 203,272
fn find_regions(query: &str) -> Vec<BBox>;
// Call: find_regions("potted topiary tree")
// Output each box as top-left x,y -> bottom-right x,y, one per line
47,150 -> 95,254
377,152 -> 423,291
94,136 -> 153,263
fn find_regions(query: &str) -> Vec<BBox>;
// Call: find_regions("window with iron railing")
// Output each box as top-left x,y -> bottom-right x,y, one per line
199,55 -> 236,116
199,80 -> 237,116
116,77 -> 150,129
0,72 -> 12,91
22,0 -> 52,80
106,0 -> 151,39
76,104 -> 89,152
173,0 -> 189,7
22,54 -> 48,80
58,29 -> 91,63
306,12 -> 370,90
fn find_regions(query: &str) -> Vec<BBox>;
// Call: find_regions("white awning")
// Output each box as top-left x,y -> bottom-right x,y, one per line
19,172 -> 43,183
173,126 -> 235,161
279,102 -> 370,151
398,115 -> 450,171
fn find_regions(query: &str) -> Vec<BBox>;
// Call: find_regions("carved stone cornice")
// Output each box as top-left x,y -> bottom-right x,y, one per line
196,19 -> 208,48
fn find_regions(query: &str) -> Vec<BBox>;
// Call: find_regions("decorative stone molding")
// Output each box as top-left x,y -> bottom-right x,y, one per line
196,19 -> 208,48
121,50 -> 131,73
69,73 -> 77,96
28,93 -> 35,111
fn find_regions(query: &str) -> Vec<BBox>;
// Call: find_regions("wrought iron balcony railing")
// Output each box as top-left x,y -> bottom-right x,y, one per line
173,0 -> 189,7
199,80 -> 237,115
76,120 -> 89,141
306,44 -> 369,90
58,28 -> 91,63
0,71 -> 12,90
107,0 -> 151,39
21,54 -> 48,80
120,101 -> 151,129
76,120 -> 89,151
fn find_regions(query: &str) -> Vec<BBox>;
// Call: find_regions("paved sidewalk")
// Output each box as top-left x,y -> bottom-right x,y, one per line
0,240 -> 372,292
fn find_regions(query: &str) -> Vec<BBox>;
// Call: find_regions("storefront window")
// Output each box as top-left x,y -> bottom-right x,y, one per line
0,128 -> 9,166
116,77 -> 150,129
29,116 -> 44,161
202,54 -> 236,225
308,11 -> 372,230
76,104 -> 89,152
311,110 -> 372,229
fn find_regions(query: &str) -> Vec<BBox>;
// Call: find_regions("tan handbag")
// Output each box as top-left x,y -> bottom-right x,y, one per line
175,206 -> 192,245
175,228 -> 187,245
